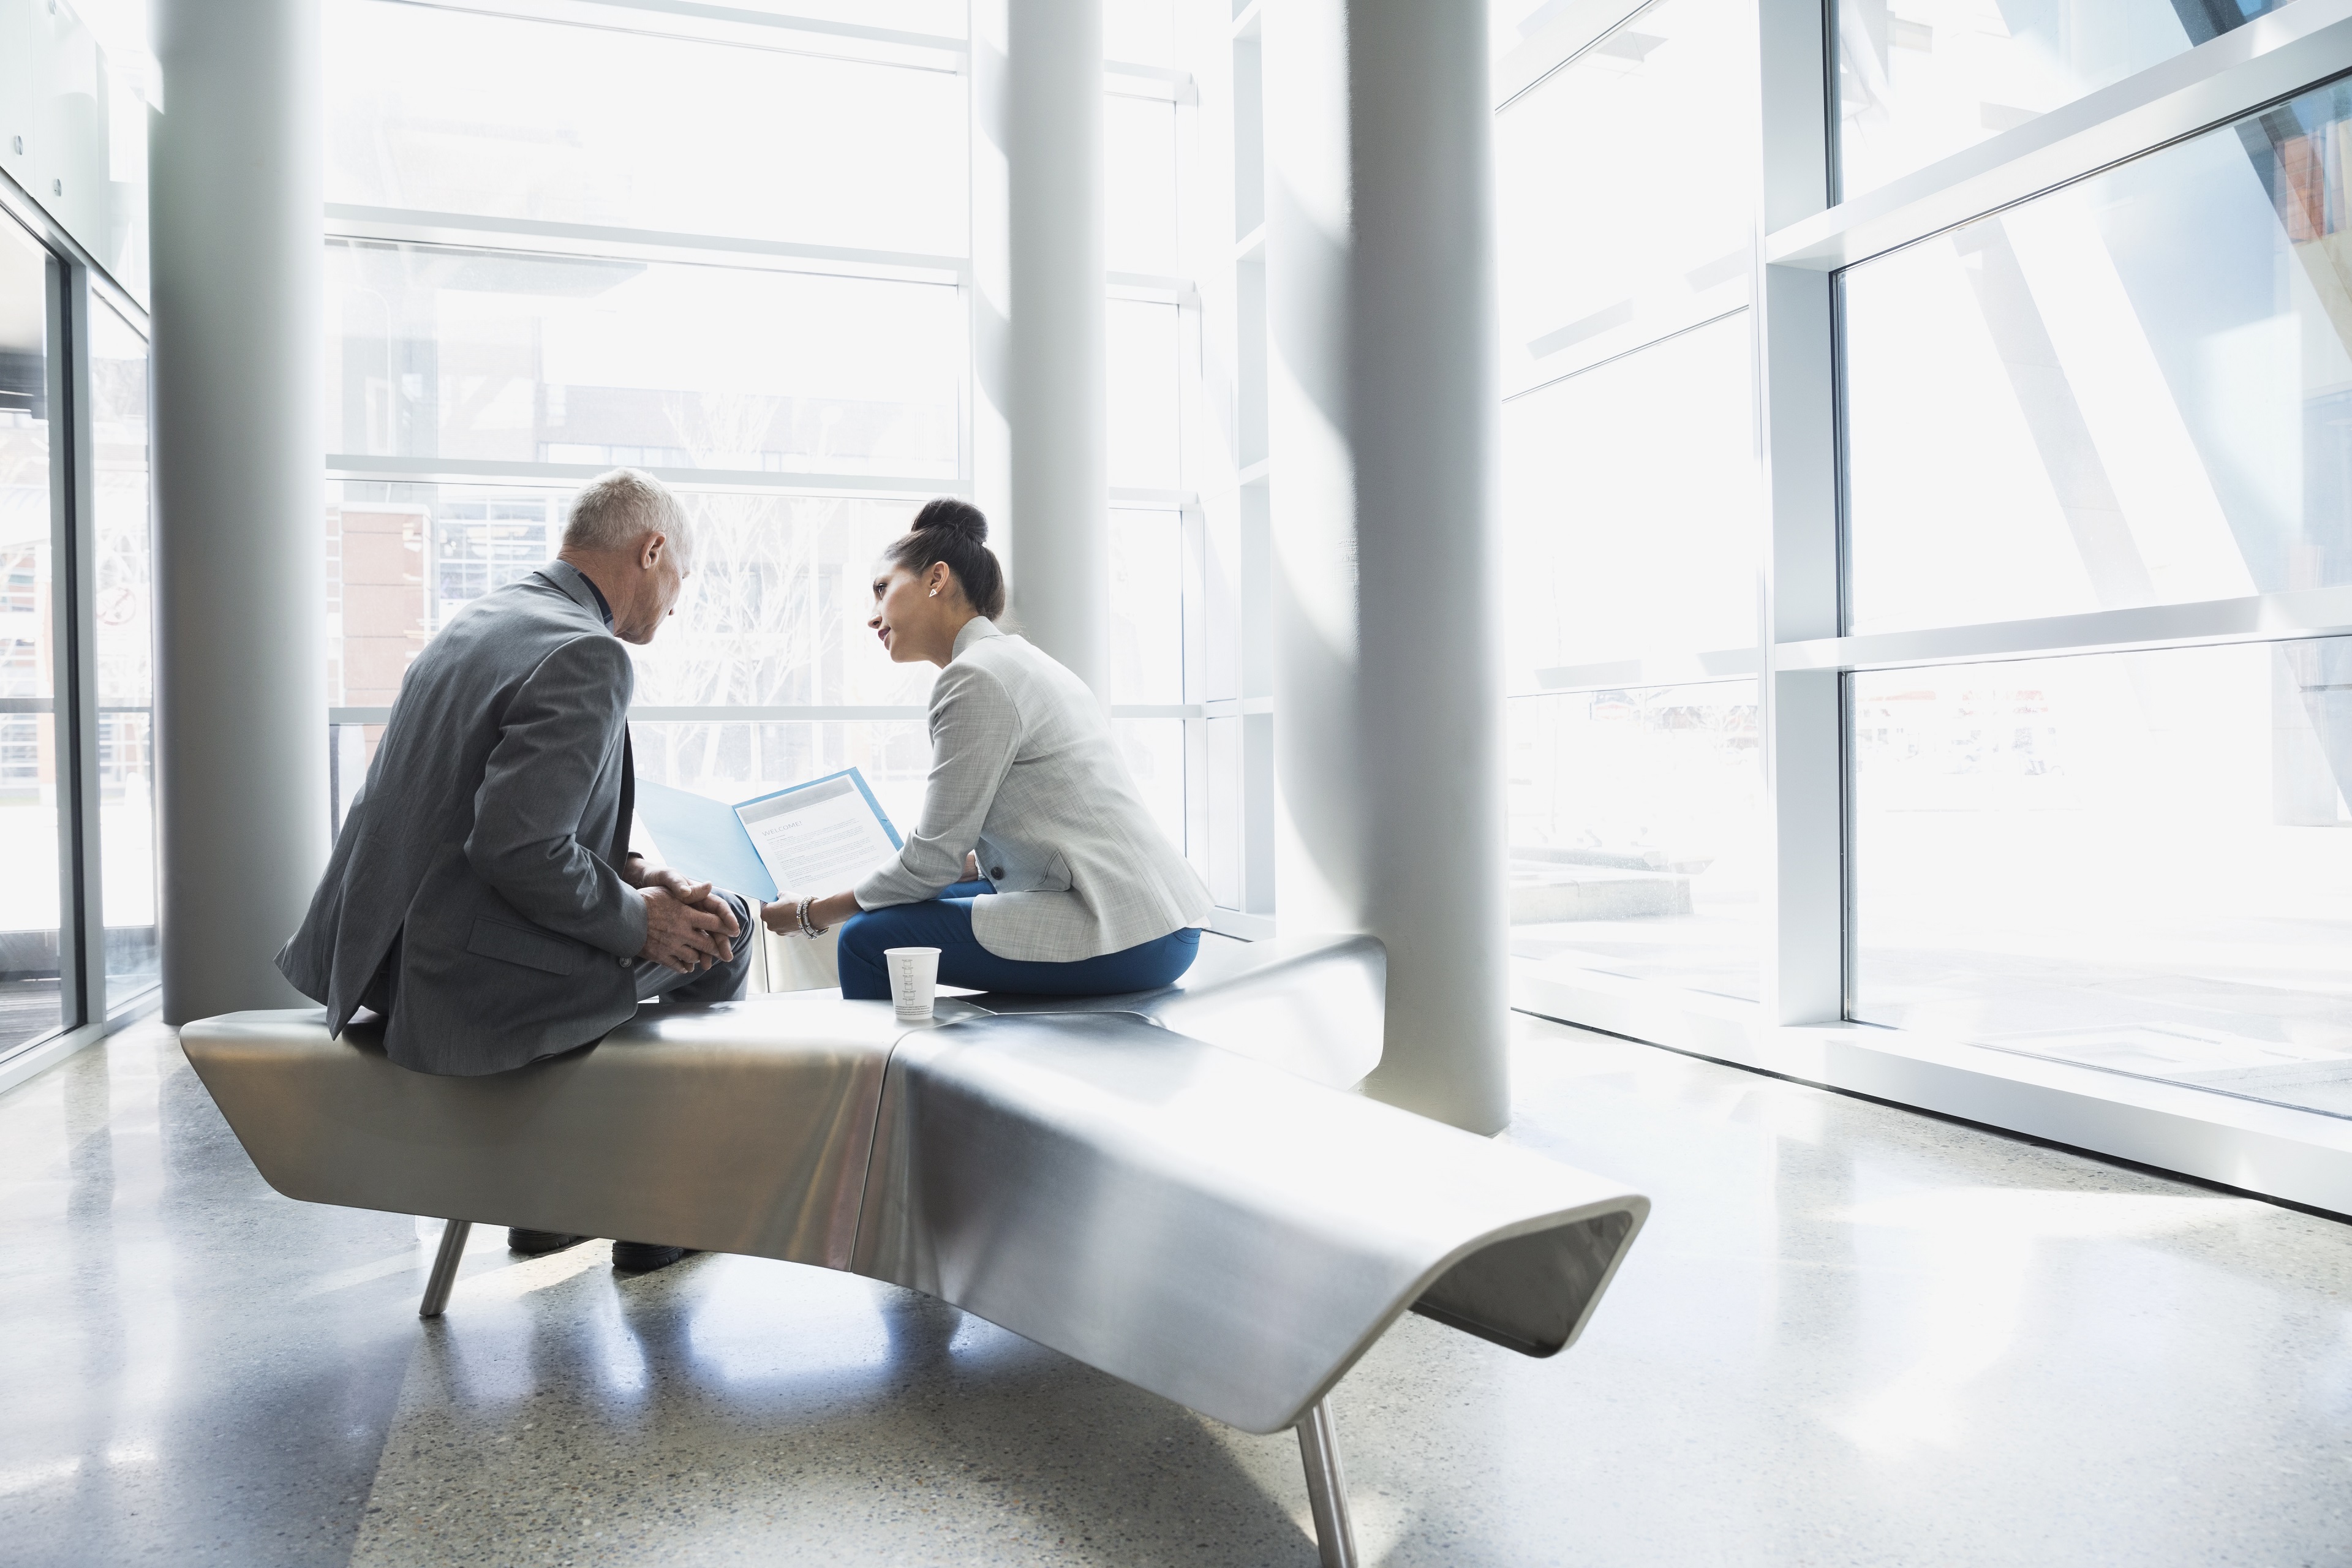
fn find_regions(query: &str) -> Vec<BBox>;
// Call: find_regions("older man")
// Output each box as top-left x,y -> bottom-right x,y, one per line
277,469 -> 753,1270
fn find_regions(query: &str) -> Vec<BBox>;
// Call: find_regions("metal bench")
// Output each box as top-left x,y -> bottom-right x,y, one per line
180,935 -> 1647,1567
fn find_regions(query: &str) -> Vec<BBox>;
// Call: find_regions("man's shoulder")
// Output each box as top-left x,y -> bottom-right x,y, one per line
426,574 -> 603,662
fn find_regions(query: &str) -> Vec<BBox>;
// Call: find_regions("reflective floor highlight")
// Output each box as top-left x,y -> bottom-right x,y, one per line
2,1015 -> 2348,1566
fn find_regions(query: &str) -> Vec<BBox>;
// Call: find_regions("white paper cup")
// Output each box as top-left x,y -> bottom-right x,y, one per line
884,946 -> 941,1020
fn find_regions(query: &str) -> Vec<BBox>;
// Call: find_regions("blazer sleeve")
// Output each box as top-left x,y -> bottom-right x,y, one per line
464,632 -> 648,959
854,659 -> 1022,909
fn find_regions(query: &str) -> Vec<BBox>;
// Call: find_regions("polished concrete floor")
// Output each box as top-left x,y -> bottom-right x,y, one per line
3,1015 -> 2350,1567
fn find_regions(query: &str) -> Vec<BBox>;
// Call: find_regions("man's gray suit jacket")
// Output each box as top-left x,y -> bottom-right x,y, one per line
277,562 -> 651,1076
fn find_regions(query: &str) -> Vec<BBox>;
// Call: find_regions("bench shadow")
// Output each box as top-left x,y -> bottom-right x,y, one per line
362,1252 -> 1318,1567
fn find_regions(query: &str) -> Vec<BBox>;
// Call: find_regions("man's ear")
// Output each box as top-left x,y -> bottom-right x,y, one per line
641,532 -> 666,570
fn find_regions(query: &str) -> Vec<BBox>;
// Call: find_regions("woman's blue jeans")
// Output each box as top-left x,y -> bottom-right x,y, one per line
836,881 -> 1201,1001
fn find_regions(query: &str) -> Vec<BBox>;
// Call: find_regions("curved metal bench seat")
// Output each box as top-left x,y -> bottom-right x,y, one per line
179,935 -> 1647,1565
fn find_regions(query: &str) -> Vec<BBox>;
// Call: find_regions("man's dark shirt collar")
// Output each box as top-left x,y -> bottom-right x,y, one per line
579,573 -> 615,630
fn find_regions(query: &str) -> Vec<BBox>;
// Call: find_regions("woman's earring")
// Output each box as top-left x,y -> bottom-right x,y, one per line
929,589 -> 938,597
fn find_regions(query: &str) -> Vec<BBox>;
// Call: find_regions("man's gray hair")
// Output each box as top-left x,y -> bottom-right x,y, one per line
562,468 -> 691,563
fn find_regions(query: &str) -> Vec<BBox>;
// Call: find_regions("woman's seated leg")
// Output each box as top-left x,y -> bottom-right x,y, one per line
834,897 -> 986,1001
838,908 -> 1204,1003
940,925 -> 1204,998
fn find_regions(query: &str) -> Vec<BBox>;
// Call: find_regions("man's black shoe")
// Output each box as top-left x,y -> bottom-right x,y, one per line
507,1227 -> 586,1255
611,1241 -> 693,1272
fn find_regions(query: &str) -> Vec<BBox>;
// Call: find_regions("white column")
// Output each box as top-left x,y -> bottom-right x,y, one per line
150,0 -> 328,1022
1005,0 -> 1106,692
1757,0 -> 1844,1026
1266,0 -> 1508,1133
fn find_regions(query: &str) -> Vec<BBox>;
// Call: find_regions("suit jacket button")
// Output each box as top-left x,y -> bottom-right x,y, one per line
989,866 -> 1005,879
617,956 -> 629,968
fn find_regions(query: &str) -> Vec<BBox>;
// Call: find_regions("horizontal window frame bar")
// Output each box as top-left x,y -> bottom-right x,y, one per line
377,0 -> 968,67
0,701 -> 151,715
1109,488 -> 1196,510
326,455 -> 969,499
1776,586 -> 2352,672
325,703 -> 1221,725
1517,648 -> 1763,695
1765,0 -> 2352,272
1493,0 -> 1663,113
1201,696 -> 1273,718
1106,61 -> 1193,100
1504,304 -> 1752,405
324,206 -> 971,284
1108,272 -> 1194,302
331,706 -> 928,724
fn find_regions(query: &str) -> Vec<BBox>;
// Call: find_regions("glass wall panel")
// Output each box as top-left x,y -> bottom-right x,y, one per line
1107,298 -> 1181,491
325,0 -> 969,256
1499,314 -> 1760,684
326,483 -> 935,712
1104,0 -> 1178,67
325,243 -> 963,479
1851,639 -> 2352,1118
1508,680 -> 1763,1000
90,300 -> 154,1008
1835,0 -> 2286,202
1493,0 -> 1756,394
1108,508 -> 1184,705
1844,75 -> 2352,634
0,217 -> 64,1053
1107,93 -> 1180,276
1114,718 -> 1187,853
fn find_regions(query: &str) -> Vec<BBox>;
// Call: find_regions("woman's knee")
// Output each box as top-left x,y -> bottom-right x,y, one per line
834,910 -> 894,999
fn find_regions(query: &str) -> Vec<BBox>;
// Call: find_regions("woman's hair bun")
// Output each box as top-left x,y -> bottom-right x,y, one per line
886,497 -> 1008,620
911,497 -> 988,544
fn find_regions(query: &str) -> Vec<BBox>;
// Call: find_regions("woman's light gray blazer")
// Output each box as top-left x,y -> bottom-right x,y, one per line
853,617 -> 1212,962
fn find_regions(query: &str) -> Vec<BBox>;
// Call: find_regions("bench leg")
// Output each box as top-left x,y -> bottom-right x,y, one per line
1295,1396 -> 1359,1568
418,1219 -> 472,1318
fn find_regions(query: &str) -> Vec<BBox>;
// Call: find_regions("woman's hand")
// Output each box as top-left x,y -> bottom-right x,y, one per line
763,890 -> 862,937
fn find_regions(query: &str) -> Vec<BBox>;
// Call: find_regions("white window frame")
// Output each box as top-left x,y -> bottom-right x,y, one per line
1503,0 -> 2352,1212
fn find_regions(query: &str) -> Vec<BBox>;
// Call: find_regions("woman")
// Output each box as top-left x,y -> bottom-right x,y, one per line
765,499 -> 1212,1000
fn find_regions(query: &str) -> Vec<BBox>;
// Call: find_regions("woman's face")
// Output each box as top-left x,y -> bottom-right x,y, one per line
868,559 -> 959,666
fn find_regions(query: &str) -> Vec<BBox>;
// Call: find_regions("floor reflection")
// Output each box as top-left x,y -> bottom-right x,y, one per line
0,1017 -> 2347,1566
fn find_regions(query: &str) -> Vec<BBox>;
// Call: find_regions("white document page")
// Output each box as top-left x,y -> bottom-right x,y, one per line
736,775 -> 899,895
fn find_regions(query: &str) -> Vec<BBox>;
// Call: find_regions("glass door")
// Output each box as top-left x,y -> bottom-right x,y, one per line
0,213 -> 71,1056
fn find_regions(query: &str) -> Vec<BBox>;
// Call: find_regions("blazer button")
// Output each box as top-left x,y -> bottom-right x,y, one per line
989,865 -> 1005,880
617,956 -> 629,968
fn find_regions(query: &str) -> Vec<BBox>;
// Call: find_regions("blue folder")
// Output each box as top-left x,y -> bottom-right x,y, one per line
633,769 -> 901,902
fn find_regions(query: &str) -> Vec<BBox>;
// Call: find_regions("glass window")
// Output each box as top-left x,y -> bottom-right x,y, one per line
1104,0 -> 1178,67
1108,507 -> 1184,705
89,301 -> 155,1009
1107,92 -> 1180,276
1494,0 -> 1756,394
1508,679 -> 1764,1001
1835,0 -> 2288,202
324,243 -> 965,479
0,217 -> 65,1053
326,483 -> 937,711
325,0 -> 969,257
1499,313 -> 1760,684
1850,639 -> 2352,1118
1107,297 -> 1182,491
1844,77 -> 2352,635
1115,717 -> 1188,854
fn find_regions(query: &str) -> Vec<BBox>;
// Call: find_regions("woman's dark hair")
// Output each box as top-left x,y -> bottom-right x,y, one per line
885,498 -> 1008,620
